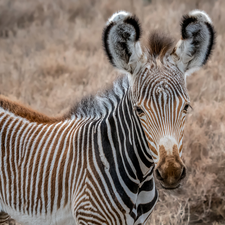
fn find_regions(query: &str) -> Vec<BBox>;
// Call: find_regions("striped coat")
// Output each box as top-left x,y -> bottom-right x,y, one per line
0,78 -> 157,225
0,9 -> 215,225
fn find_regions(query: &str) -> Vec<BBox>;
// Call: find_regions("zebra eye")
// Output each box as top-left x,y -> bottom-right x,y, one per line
183,103 -> 191,113
134,106 -> 144,116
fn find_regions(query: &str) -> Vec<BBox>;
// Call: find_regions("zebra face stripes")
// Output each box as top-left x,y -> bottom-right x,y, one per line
103,10 -> 215,189
131,64 -> 189,189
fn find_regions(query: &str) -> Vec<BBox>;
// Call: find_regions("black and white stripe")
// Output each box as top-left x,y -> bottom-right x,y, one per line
0,9 -> 215,225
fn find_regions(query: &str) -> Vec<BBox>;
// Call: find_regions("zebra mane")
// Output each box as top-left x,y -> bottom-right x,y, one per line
148,32 -> 174,59
0,95 -> 62,124
65,75 -> 129,119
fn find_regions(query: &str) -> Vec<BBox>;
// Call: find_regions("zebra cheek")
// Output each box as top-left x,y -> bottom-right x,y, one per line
139,114 -> 147,122
138,119 -> 159,161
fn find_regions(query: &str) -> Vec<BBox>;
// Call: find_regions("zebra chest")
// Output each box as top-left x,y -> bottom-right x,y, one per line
132,175 -> 158,225
73,166 -> 158,225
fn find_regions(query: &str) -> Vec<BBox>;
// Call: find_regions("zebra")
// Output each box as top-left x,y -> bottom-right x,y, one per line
0,9 -> 215,225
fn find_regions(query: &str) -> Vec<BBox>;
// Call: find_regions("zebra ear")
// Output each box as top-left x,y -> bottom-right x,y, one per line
102,11 -> 144,75
171,10 -> 215,76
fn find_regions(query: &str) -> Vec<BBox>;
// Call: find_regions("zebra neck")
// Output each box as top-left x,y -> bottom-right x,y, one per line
99,89 -> 154,182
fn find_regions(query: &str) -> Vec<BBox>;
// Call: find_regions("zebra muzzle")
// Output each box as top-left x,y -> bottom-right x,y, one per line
155,144 -> 186,189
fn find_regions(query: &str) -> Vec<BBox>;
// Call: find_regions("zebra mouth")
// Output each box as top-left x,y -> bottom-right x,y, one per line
160,183 -> 181,190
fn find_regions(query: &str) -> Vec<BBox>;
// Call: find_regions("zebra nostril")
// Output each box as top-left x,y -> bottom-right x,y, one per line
180,167 -> 186,180
155,169 -> 163,181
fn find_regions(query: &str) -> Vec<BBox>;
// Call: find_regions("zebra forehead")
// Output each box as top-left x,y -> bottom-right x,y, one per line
132,66 -> 189,102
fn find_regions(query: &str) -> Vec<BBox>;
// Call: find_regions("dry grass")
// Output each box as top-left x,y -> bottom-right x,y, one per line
0,0 -> 225,224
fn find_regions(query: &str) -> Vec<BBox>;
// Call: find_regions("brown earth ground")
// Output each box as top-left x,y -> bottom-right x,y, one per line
0,0 -> 224,224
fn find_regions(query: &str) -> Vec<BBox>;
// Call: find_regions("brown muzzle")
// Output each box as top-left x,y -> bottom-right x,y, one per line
155,144 -> 186,189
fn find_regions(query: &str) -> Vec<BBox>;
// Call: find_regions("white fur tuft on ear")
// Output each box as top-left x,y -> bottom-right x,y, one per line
102,11 -> 145,75
189,10 -> 212,24
171,10 -> 215,76
107,11 -> 130,25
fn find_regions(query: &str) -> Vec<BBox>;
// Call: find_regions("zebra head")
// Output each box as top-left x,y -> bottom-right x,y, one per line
103,10 -> 215,189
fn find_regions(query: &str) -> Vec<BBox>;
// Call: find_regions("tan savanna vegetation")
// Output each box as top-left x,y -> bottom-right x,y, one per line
0,0 -> 224,224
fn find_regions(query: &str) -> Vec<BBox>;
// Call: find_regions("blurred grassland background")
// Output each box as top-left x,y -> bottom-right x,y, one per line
0,0 -> 224,224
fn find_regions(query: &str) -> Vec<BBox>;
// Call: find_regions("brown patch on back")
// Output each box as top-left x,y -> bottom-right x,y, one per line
148,32 -> 174,59
0,95 -> 63,124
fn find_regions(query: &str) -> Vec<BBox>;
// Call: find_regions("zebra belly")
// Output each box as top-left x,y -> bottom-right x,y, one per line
0,202 -> 76,225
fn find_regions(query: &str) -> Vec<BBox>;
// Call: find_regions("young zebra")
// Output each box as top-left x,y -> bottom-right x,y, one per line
0,10 -> 215,225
